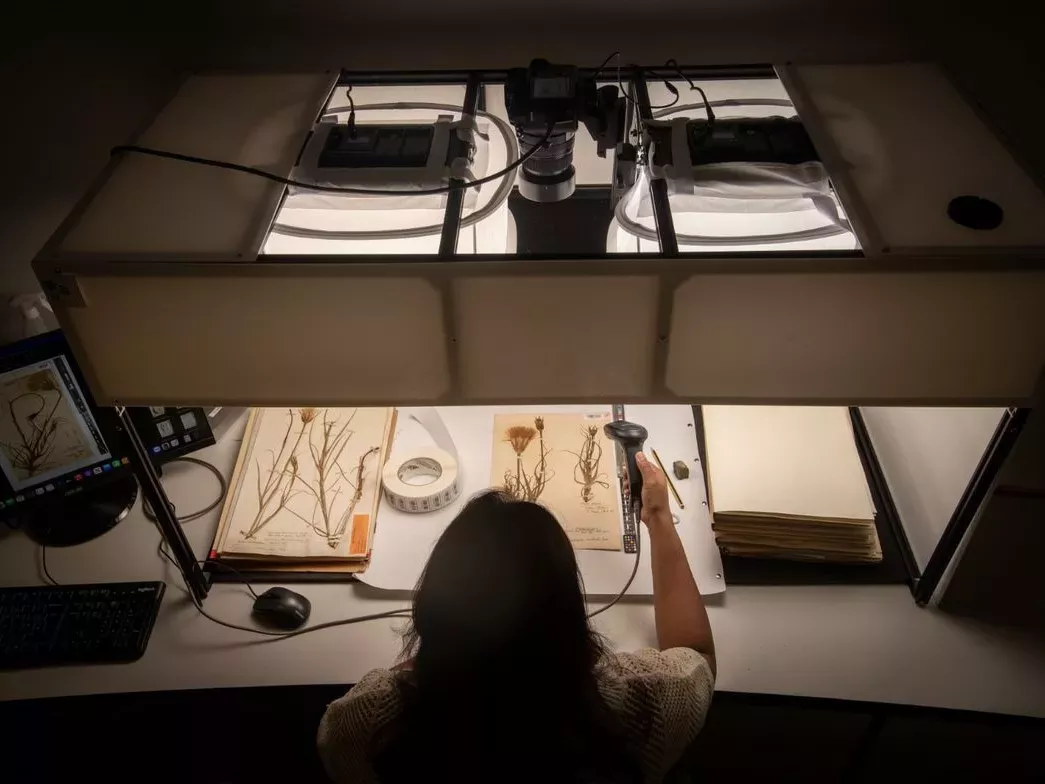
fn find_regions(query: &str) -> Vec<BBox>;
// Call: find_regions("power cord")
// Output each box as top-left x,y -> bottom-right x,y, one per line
345,84 -> 357,137
41,546 -> 59,586
594,52 -> 679,111
662,60 -> 715,123
109,123 -> 555,198
35,456 -> 230,588
587,507 -> 642,618
142,456 -> 227,524
155,540 -> 259,599
160,525 -> 630,636
592,51 -> 621,79
148,457 -> 414,639
33,449 -> 639,628
594,53 -> 719,119
145,453 -> 636,634
271,100 -> 522,241
158,542 -> 412,639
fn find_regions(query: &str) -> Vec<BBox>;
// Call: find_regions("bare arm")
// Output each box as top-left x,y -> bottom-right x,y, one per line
636,452 -> 716,675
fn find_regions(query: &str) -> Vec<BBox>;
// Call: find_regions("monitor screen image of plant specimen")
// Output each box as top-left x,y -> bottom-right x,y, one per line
0,360 -> 103,489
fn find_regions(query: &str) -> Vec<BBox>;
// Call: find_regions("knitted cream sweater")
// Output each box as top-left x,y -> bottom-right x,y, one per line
318,647 -> 714,783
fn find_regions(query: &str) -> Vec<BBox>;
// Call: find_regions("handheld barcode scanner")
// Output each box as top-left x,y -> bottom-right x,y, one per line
603,421 -> 649,512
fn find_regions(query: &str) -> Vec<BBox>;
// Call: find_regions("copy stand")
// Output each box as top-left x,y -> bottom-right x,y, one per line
116,406 -> 210,604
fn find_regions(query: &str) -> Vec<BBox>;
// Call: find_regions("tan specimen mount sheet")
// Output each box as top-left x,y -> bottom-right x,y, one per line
702,406 -> 882,563
214,407 -> 396,563
490,412 -> 623,551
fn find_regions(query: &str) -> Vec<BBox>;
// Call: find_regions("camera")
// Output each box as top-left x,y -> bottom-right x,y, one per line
505,59 -> 625,203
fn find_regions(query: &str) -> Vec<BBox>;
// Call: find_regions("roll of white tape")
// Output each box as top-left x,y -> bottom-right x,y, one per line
382,447 -> 461,514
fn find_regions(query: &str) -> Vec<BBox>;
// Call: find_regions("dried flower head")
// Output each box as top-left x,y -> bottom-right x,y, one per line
505,425 -> 538,455
299,407 -> 319,424
535,416 -> 545,433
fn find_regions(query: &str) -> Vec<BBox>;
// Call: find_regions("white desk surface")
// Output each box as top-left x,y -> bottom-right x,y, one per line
364,405 -> 725,597
2,408 -> 1045,718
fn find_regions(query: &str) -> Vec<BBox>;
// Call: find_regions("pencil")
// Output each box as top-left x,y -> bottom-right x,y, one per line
651,448 -> 685,510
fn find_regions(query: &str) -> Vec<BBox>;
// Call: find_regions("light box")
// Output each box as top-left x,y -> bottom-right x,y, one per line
32,65 -> 1045,407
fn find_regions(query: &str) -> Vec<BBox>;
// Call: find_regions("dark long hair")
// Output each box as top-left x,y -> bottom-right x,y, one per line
373,491 -> 640,783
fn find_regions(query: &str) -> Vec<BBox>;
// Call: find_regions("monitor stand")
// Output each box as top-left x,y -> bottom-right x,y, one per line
22,475 -> 139,547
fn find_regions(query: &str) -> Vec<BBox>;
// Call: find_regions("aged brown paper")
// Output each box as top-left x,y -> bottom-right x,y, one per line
491,412 -> 622,551
217,407 -> 395,560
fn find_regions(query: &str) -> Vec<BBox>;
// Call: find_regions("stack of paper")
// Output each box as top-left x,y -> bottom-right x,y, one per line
703,406 -> 882,564
210,407 -> 397,576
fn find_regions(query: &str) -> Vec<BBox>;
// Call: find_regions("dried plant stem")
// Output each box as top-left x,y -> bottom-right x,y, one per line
289,409 -> 380,549
287,444 -> 379,549
1,390 -> 64,477
567,425 -> 610,503
241,410 -> 307,539
313,409 -> 354,545
329,446 -> 379,547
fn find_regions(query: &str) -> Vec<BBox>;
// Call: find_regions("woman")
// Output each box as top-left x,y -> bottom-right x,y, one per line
318,452 -> 716,783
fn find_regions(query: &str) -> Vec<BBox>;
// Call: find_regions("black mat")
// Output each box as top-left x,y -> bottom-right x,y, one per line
691,406 -> 916,587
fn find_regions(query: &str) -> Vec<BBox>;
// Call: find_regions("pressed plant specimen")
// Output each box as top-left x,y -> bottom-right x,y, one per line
240,408 -> 313,540
502,416 -> 553,502
0,370 -> 73,478
287,408 -> 380,549
321,445 -> 380,549
567,425 -> 610,504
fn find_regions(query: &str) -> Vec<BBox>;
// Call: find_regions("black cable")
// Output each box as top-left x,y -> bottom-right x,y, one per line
587,506 -> 642,619
156,540 -> 260,600
109,123 -> 555,198
635,83 -> 681,112
597,53 -> 720,118
596,52 -> 680,112
141,454 -> 413,638
41,546 -> 59,586
345,84 -> 357,137
662,60 -> 715,123
592,51 -> 620,79
145,448 -> 633,633
204,558 -> 261,600
143,456 -> 227,524
158,543 -> 412,639
145,456 -> 259,598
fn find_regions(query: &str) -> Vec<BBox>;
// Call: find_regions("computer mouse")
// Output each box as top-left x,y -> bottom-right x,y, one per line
251,586 -> 311,630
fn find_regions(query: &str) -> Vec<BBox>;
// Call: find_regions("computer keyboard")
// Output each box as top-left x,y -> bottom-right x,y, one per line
0,581 -> 165,669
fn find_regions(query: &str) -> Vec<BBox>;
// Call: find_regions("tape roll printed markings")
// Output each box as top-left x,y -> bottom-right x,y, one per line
381,447 -> 461,513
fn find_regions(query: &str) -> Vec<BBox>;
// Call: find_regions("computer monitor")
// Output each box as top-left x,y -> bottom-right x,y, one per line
0,331 -> 137,546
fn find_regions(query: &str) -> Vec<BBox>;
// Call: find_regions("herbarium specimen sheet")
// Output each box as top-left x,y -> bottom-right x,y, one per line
490,412 -> 623,551
217,407 -> 394,560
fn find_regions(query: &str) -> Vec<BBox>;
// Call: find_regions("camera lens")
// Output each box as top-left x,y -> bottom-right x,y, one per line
517,122 -> 577,202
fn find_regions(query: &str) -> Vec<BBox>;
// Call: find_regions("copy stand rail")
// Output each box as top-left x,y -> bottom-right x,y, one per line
116,405 -> 210,604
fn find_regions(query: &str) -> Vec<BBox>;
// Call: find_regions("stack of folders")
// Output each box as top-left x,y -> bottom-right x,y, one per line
702,406 -> 882,564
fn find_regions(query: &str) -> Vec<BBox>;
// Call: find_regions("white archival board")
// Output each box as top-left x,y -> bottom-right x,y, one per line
360,404 -> 725,597
702,405 -> 874,520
